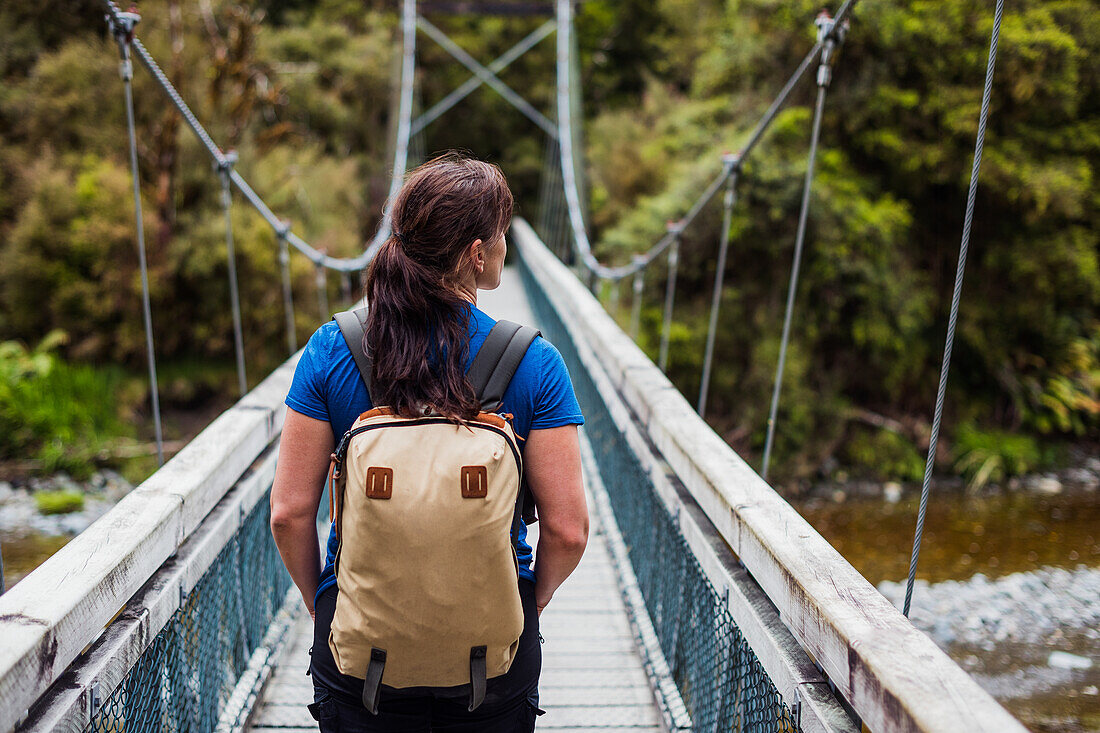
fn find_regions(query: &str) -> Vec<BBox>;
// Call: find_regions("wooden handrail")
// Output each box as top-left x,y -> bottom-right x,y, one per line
513,218 -> 1023,733
0,357 -> 297,733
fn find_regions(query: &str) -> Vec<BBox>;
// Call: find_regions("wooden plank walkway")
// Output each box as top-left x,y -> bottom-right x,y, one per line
247,267 -> 664,731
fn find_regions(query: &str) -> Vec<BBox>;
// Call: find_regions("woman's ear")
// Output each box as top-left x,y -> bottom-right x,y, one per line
469,238 -> 484,273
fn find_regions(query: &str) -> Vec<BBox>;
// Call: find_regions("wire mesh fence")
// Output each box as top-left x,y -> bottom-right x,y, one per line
89,492 -> 290,733
520,257 -> 800,733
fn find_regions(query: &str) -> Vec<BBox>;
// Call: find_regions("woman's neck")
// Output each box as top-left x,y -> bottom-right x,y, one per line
450,273 -> 478,306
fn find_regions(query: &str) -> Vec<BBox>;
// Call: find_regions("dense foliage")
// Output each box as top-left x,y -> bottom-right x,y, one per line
0,0 -> 1095,483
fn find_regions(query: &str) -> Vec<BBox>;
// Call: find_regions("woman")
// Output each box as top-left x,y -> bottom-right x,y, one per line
270,153 -> 589,732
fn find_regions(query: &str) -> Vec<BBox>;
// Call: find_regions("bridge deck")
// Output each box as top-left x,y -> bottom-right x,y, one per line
247,267 -> 664,732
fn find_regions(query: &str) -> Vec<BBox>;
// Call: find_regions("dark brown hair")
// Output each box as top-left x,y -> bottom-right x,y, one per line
365,153 -> 513,419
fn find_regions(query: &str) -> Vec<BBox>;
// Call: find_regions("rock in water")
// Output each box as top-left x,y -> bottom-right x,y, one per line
1048,651 -> 1093,670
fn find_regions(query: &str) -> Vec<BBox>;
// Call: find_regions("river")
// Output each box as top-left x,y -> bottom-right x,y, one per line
795,488 -> 1100,732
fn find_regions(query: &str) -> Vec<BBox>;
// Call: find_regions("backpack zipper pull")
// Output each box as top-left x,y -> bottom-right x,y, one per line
335,430 -> 353,464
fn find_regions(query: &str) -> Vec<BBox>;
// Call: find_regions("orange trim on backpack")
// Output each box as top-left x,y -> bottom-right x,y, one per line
328,454 -> 339,536
472,412 -> 507,430
359,407 -> 396,421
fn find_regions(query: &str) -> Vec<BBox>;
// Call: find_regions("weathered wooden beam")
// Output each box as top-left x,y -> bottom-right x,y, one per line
512,218 -> 1024,733
0,357 -> 297,733
15,445 -> 281,732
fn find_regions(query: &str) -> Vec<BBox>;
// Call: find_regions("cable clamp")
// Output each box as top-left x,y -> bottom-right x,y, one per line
107,7 -> 140,78
814,10 -> 835,42
721,150 -> 742,172
215,149 -> 239,174
107,6 -> 140,46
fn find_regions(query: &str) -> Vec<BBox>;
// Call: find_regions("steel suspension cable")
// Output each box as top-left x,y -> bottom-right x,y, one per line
418,16 -> 557,139
413,19 -> 557,136
904,0 -> 1004,617
110,10 -> 164,465
101,0 -> 415,274
761,14 -> 846,481
552,0 -> 857,283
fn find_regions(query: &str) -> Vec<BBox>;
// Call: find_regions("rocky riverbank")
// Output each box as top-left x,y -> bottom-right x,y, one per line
879,567 -> 1100,732
0,471 -> 134,537
792,451 -> 1100,505
0,471 -> 136,588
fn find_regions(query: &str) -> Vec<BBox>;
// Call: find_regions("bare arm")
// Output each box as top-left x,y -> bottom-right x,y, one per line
525,424 -> 588,614
270,407 -> 334,620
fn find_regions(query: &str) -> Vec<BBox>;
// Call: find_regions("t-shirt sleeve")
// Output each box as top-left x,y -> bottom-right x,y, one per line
530,338 -> 585,430
285,326 -> 332,423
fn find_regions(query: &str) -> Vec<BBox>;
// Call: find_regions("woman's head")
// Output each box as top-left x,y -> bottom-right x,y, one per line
365,153 -> 514,419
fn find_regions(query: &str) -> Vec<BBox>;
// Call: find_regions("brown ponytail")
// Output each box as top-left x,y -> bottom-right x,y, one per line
364,153 -> 513,420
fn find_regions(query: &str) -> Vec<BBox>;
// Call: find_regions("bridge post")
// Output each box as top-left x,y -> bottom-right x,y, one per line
216,150 -> 249,397
698,157 -> 740,417
658,220 -> 684,373
109,5 -> 165,465
761,10 -> 846,480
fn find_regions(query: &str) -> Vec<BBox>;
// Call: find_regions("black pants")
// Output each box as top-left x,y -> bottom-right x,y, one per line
308,579 -> 543,732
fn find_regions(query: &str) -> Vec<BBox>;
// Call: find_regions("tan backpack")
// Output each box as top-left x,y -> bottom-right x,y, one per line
327,309 -> 539,714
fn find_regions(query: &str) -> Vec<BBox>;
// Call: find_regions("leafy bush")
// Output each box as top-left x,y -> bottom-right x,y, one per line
34,489 -> 84,515
0,332 -> 137,478
841,428 -> 925,483
952,424 -> 1044,491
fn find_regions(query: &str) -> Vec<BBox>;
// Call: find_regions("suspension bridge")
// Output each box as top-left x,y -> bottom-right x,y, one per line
0,0 -> 1027,731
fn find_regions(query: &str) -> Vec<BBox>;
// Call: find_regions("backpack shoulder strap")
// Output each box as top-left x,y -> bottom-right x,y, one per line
334,308 -> 373,401
466,320 -> 540,411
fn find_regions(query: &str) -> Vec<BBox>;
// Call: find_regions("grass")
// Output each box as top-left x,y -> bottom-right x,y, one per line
34,489 -> 85,515
1,336 -> 139,479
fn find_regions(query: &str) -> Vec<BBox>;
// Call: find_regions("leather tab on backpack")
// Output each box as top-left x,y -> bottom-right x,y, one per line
468,646 -> 487,712
460,466 -> 488,498
362,647 -> 387,715
365,467 -> 393,499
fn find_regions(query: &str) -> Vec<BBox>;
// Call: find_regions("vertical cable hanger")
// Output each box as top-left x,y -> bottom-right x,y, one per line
698,157 -> 740,418
276,220 -> 297,354
904,0 -> 1004,617
761,11 -> 847,481
658,221 -> 684,373
110,7 -> 164,465
217,150 -> 248,397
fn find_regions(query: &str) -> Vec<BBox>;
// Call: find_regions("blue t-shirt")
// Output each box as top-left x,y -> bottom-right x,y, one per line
285,305 -> 584,601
